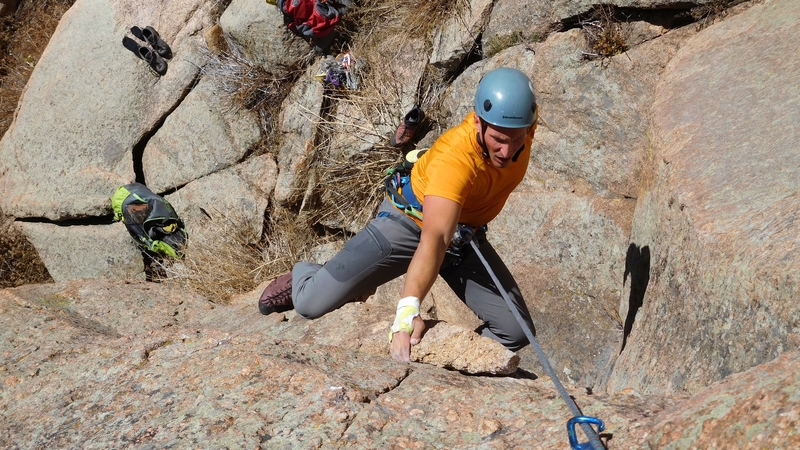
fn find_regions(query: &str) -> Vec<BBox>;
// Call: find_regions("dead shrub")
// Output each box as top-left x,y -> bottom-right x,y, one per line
156,205 -> 329,303
259,205 -> 330,276
155,214 -> 264,304
580,5 -> 628,60
338,0 -> 466,43
394,0 -> 468,39
299,0 -> 472,231
0,214 -> 53,288
0,0 -> 75,137
200,41 -> 309,155
309,141 -> 399,229
690,0 -> 749,30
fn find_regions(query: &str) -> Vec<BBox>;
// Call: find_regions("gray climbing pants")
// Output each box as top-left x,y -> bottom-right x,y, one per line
292,199 -> 535,351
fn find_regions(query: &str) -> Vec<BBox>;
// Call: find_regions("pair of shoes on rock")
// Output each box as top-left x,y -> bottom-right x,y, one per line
122,26 -> 172,76
258,271 -> 294,315
390,106 -> 425,147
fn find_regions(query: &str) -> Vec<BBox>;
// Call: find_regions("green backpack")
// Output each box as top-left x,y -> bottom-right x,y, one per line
111,183 -> 188,258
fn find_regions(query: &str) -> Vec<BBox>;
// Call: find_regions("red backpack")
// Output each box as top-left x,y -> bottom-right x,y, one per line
277,0 -> 343,39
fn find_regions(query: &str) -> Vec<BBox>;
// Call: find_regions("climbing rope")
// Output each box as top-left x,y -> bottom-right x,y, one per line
469,240 -> 606,450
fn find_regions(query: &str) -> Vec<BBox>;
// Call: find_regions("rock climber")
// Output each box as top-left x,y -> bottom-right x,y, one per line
259,67 -> 538,362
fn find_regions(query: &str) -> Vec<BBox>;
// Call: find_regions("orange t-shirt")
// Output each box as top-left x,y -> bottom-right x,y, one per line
409,112 -> 536,227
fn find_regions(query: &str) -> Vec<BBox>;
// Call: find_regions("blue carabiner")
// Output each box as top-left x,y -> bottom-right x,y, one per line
567,416 -> 605,450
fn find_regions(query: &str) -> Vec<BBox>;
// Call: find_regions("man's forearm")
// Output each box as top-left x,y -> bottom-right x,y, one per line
401,234 -> 448,300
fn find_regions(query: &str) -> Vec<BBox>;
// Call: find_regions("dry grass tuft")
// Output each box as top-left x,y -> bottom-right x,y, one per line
298,0 -> 472,231
337,0 -> 467,43
394,0 -> 468,39
0,0 -> 75,137
0,214 -> 53,288
157,206 -> 329,303
260,205 -> 330,275
690,0 -> 749,30
309,143 -> 399,228
200,41 -> 309,153
580,5 -> 628,60
154,213 -> 265,304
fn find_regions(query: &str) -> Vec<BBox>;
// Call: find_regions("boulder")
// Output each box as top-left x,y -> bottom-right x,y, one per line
141,77 -> 262,193
0,0 -> 214,220
483,0 -> 555,56
274,66 -> 324,205
429,0 -> 493,73
607,0 -> 800,396
218,0 -> 310,72
165,153 -> 278,242
15,222 -> 144,282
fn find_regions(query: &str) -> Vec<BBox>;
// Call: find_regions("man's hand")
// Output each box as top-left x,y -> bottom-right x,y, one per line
390,316 -> 425,362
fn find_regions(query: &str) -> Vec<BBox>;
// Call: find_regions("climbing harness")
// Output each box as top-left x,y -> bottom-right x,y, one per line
384,150 -> 486,266
468,238 -> 606,450
383,150 -> 483,266
383,151 -> 426,221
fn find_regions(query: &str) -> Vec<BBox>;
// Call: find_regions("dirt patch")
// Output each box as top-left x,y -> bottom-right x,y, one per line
0,214 -> 52,288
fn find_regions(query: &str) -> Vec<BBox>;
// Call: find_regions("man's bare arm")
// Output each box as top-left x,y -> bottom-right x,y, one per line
390,195 -> 461,362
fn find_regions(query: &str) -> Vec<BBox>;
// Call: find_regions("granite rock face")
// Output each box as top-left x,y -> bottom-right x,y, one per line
605,0 -> 800,396
0,0 -> 214,220
641,351 -> 800,448
1,0 -> 798,447
0,280 -> 647,448
2,280 -> 797,448
141,78 -> 262,193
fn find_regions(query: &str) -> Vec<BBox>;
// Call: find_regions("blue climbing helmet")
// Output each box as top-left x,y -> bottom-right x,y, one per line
473,67 -> 537,128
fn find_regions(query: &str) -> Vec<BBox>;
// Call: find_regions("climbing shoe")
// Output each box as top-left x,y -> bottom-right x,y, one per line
258,271 -> 294,315
123,36 -> 167,76
390,106 -> 425,147
141,26 -> 172,59
137,45 -> 168,76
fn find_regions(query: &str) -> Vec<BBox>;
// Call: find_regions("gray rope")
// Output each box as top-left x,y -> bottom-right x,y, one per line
470,240 -> 605,450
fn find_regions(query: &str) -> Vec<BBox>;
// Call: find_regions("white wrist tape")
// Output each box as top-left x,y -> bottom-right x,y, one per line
390,296 -> 420,335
